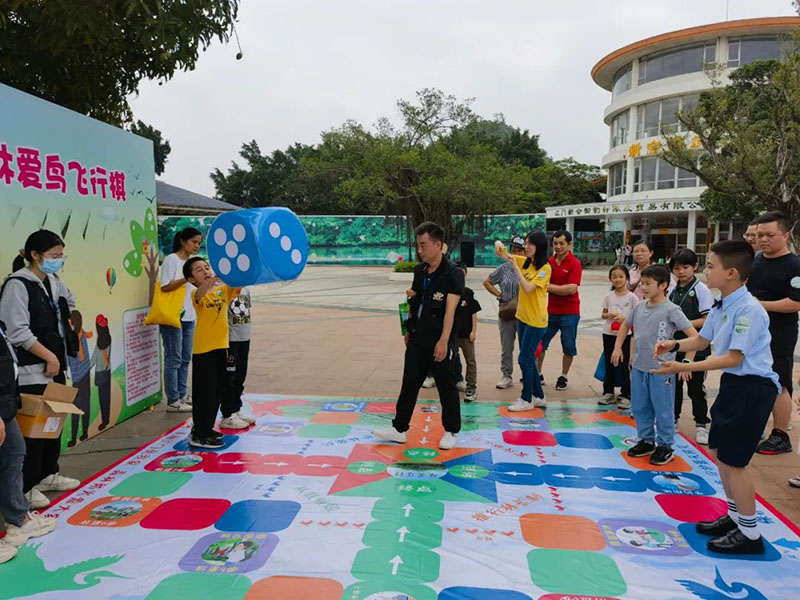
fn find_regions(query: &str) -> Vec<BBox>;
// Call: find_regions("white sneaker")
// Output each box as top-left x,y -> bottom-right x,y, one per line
0,539 -> 17,563
533,397 -> 547,408
422,376 -> 436,389
464,390 -> 477,403
598,393 -> 617,405
5,512 -> 57,547
495,377 -> 514,389
372,428 -> 407,443
617,396 -> 631,409
439,432 -> 457,450
456,381 -> 467,392
181,394 -> 193,406
37,472 -> 79,492
508,398 -> 535,412
25,488 -> 50,509
166,399 -> 192,412
695,426 -> 709,445
233,410 -> 256,425
219,415 -> 249,430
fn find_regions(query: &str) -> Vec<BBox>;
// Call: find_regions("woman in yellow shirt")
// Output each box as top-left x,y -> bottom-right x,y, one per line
498,231 -> 551,411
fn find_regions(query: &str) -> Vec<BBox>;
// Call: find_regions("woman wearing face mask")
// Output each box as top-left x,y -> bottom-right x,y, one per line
0,230 -> 80,510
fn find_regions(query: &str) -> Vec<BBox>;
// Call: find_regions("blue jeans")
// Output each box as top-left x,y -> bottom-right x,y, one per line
630,367 -> 676,448
161,320 -> 195,403
517,322 -> 547,402
0,419 -> 30,527
542,313 -> 580,356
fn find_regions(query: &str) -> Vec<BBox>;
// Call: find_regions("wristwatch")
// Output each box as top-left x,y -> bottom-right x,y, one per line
681,358 -> 691,364
673,341 -> 680,353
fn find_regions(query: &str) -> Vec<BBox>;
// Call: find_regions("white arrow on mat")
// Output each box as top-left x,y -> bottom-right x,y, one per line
425,417 -> 432,423
420,437 -> 428,445
307,463 -> 332,468
422,426 -> 430,432
389,555 -> 403,575
402,503 -> 414,517
602,476 -> 630,482
552,473 -> 580,479
263,462 -> 288,467
397,526 -> 409,542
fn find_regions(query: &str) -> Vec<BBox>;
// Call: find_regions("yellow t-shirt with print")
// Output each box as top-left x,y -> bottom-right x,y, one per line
192,284 -> 241,354
512,255 -> 551,328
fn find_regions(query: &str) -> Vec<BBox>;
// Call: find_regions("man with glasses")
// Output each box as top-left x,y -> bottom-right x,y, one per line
746,211 -> 800,455
743,219 -> 759,252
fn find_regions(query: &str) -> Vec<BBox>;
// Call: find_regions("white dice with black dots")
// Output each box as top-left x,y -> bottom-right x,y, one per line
207,207 -> 309,287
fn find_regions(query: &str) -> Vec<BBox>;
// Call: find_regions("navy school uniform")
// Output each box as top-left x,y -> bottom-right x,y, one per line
698,286 -> 780,467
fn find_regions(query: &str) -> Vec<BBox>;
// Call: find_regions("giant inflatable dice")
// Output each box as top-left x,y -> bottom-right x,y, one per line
207,207 -> 309,287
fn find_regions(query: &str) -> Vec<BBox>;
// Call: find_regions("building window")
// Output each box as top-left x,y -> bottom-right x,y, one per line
635,94 -> 699,139
727,36 -> 785,68
638,43 -> 716,85
612,63 -> 632,98
634,156 -> 700,191
609,162 -> 627,196
609,110 -> 630,148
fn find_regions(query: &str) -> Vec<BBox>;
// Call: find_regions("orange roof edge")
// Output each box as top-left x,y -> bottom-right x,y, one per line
592,16 -> 800,85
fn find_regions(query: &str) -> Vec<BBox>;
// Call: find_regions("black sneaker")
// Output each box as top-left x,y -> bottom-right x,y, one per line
756,428 -> 792,455
696,514 -> 738,537
627,440 -> 656,457
189,434 -> 224,449
707,528 -> 765,555
540,374 -> 545,384
555,376 -> 568,391
649,446 -> 674,465
208,430 -> 224,441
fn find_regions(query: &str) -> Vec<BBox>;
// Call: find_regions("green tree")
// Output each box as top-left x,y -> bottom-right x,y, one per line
129,121 -> 171,176
300,90 -> 533,246
661,45 -> 800,236
0,1 -> 239,125
211,141 -> 343,213
527,158 -> 606,212
122,208 -> 159,305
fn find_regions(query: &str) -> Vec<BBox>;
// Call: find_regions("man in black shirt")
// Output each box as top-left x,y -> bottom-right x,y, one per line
373,222 -> 465,450
746,211 -> 800,455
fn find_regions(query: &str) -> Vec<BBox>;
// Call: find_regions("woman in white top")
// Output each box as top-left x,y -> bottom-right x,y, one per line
629,239 -> 676,300
160,227 -> 202,411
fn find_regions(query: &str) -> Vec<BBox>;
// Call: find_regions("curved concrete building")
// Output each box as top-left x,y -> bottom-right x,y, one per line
547,17 -> 800,262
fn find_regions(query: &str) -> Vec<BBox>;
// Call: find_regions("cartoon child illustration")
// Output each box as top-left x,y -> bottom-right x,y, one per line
67,310 -> 93,447
93,314 -> 112,430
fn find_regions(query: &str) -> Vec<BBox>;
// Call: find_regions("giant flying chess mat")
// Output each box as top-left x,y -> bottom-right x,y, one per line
3,394 -> 800,599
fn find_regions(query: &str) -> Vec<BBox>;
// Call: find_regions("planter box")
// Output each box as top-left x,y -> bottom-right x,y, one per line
388,272 -> 414,282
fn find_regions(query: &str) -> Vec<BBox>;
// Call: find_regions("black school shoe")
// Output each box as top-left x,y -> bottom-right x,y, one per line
627,440 -> 656,457
189,434 -> 224,449
696,514 -> 738,537
707,528 -> 765,555
756,428 -> 793,455
555,376 -> 568,391
649,446 -> 674,466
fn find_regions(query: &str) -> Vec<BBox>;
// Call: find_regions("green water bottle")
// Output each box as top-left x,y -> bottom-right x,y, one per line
399,301 -> 410,335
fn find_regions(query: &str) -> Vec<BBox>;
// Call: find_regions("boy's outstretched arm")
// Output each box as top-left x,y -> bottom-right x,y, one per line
653,349 -> 742,375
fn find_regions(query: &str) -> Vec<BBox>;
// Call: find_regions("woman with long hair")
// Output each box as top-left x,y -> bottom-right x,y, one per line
498,231 -> 552,412
159,227 -> 202,412
0,229 -> 80,509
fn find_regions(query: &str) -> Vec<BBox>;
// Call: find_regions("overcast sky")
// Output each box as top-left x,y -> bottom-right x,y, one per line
128,0 -> 796,197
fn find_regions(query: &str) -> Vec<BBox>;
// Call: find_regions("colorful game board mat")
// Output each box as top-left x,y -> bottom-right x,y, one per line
3,394 -> 799,599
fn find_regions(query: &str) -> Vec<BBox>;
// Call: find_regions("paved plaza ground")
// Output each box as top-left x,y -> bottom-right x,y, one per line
61,265 -> 800,524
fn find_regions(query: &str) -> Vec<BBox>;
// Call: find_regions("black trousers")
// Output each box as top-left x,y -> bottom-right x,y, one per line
191,349 -> 231,438
602,334 -> 631,398
97,376 -> 111,426
674,353 -> 709,425
20,372 -> 65,492
70,376 -> 91,442
393,338 -> 461,434
221,341 -> 250,418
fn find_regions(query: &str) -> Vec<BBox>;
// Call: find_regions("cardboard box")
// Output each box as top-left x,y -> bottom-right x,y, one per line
17,383 -> 82,439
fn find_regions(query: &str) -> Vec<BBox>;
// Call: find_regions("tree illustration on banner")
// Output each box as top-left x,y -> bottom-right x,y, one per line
123,207 -> 159,304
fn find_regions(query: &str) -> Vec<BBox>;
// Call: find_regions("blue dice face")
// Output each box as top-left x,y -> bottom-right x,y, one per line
208,213 -> 260,288
208,208 -> 308,287
258,207 -> 308,282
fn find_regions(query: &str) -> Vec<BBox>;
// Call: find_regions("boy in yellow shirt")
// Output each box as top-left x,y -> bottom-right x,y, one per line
182,257 -> 241,449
